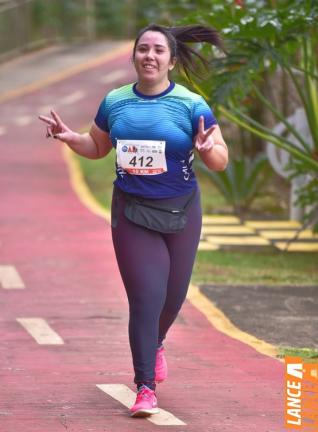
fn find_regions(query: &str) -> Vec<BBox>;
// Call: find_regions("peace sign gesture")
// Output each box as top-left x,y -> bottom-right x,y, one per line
195,115 -> 216,152
38,109 -> 76,143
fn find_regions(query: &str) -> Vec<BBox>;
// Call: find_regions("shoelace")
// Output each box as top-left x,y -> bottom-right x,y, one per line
137,388 -> 153,400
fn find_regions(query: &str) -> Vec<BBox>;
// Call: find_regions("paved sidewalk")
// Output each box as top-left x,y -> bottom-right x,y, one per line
199,216 -> 318,252
0,40 -> 130,100
1,42 -> 286,431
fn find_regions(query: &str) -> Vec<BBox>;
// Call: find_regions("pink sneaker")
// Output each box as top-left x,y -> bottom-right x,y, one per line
155,346 -> 168,383
130,386 -> 159,417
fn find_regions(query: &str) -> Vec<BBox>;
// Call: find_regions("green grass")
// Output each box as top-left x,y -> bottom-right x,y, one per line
192,250 -> 318,285
277,347 -> 318,362
76,150 -> 116,210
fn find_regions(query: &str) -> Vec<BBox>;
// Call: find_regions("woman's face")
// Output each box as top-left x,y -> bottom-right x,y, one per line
134,31 -> 176,86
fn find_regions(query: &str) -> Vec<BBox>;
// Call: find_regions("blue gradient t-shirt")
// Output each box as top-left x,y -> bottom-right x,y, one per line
94,81 -> 217,198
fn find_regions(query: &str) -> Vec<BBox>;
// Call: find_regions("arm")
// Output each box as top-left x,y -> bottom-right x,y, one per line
39,110 -> 112,159
65,123 -> 113,159
195,116 -> 228,171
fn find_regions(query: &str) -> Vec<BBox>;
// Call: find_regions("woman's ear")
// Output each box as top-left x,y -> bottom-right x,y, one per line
169,57 -> 177,71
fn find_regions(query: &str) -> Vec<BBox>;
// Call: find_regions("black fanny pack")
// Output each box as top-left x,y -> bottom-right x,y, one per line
123,189 -> 196,234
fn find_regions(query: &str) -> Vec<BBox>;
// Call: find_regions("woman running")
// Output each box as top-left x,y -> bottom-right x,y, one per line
39,23 -> 228,418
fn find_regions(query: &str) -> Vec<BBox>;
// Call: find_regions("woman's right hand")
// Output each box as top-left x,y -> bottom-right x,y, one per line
38,109 -> 77,143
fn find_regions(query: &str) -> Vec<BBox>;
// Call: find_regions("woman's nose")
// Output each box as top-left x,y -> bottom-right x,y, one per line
145,49 -> 155,59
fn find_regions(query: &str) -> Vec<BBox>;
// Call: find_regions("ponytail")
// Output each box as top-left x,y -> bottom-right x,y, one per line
133,24 -> 223,80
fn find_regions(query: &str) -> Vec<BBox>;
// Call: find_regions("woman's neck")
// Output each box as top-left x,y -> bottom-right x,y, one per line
135,79 -> 170,96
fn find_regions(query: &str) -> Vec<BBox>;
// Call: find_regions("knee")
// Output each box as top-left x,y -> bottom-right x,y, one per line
161,302 -> 183,318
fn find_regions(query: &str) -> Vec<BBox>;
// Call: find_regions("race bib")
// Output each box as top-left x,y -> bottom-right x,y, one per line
116,140 -> 167,175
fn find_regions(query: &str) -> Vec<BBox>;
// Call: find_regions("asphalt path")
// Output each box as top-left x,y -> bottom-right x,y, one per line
200,284 -> 318,350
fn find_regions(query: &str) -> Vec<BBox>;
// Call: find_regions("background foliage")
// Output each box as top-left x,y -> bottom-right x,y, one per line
164,0 -> 318,225
2,0 -> 317,223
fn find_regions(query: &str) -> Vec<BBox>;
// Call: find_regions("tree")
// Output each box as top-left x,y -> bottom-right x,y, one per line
166,0 -> 318,226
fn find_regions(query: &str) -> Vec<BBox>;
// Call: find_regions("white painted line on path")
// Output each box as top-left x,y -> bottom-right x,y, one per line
96,384 -> 186,426
38,105 -> 55,115
16,318 -> 64,345
0,265 -> 25,289
60,90 -> 85,105
100,69 -> 127,84
14,115 -> 33,127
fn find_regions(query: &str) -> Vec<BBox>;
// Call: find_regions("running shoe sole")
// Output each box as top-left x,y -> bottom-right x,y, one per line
131,407 -> 160,417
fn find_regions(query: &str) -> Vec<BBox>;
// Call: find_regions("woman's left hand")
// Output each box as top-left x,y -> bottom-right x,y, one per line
194,116 -> 217,152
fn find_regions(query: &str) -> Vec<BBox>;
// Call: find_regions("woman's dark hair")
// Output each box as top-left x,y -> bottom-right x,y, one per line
133,24 -> 223,79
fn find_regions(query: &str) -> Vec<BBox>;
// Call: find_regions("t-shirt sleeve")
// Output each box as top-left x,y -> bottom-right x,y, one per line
191,96 -> 218,137
94,97 -> 109,132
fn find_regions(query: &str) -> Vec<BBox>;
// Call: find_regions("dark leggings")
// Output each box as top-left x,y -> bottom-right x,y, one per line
111,186 -> 202,388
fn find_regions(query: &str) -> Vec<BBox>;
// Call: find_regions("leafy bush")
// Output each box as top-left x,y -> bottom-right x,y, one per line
159,0 -> 318,225
195,154 -> 271,215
